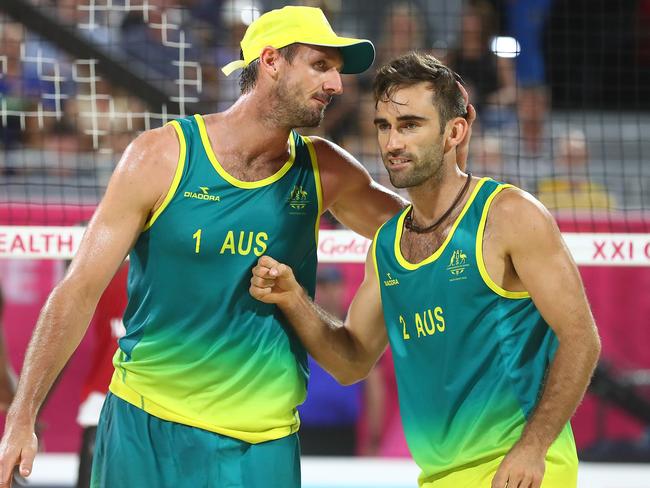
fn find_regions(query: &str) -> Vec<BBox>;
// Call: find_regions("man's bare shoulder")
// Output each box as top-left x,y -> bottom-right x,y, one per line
491,187 -> 553,222
308,136 -> 361,169
488,186 -> 560,248
118,124 -> 179,177
107,124 -> 181,213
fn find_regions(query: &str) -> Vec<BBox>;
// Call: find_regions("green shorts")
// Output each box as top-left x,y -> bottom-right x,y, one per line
91,393 -> 301,487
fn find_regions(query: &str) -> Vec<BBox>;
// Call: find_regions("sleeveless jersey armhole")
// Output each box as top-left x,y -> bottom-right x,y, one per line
142,120 -> 187,231
303,136 -> 323,246
475,184 -> 531,299
371,223 -> 386,299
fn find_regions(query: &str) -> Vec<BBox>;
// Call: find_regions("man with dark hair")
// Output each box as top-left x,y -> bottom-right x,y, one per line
0,8 -> 478,487
373,53 -> 468,130
250,52 -> 600,488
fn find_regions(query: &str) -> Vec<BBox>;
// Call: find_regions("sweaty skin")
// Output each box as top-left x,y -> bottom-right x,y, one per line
0,44 -> 475,486
250,81 -> 599,488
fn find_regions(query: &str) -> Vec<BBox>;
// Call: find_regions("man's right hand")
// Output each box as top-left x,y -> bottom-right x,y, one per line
0,422 -> 38,486
249,256 -> 302,308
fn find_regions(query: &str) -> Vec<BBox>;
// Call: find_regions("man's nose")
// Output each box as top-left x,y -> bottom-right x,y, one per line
323,70 -> 343,96
386,130 -> 405,152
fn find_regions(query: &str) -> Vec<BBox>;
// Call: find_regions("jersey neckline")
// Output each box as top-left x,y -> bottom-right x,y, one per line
194,114 -> 297,189
393,177 -> 489,270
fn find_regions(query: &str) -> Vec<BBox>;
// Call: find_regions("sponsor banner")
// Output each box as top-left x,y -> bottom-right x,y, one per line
563,233 -> 650,266
1,227 -> 649,266
318,230 -> 372,263
318,230 -> 650,266
0,226 -> 85,259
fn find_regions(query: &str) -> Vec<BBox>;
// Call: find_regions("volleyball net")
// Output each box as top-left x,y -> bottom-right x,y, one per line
0,0 -> 649,474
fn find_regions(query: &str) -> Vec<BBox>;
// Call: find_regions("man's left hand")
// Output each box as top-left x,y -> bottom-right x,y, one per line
491,441 -> 546,488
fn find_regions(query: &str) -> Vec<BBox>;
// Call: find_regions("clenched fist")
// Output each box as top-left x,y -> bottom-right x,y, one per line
249,256 -> 302,308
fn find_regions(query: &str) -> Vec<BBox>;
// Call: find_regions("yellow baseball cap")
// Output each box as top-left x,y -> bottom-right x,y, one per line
221,6 -> 375,76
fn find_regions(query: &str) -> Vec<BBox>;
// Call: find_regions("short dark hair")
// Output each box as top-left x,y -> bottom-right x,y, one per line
239,44 -> 301,94
373,52 -> 468,133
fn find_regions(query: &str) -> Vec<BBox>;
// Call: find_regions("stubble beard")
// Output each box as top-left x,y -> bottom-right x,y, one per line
268,79 -> 325,129
386,141 -> 445,189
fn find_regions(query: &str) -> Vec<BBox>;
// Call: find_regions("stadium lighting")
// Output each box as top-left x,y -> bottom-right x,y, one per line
240,4 -> 261,26
490,36 -> 520,58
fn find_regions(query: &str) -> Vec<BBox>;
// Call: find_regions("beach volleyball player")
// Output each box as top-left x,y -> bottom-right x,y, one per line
0,7 -> 478,487
250,53 -> 600,488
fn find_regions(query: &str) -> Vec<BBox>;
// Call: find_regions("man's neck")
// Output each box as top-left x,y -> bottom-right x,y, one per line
406,162 -> 469,228
211,91 -> 294,165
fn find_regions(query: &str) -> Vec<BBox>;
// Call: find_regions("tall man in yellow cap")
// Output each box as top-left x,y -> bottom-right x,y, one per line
0,5 -> 472,487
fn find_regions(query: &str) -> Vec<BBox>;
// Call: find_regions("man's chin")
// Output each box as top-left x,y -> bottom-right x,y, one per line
299,111 -> 325,128
388,170 -> 424,189
388,175 -> 410,189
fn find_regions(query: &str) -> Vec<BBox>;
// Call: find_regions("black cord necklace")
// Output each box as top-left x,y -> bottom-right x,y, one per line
404,173 -> 472,234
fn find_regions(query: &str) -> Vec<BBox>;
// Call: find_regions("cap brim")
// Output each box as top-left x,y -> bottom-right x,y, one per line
307,38 -> 375,74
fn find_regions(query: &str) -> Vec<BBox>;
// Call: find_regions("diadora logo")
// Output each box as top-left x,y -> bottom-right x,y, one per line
447,249 -> 470,281
383,272 -> 399,287
288,185 -> 309,215
184,186 -> 221,202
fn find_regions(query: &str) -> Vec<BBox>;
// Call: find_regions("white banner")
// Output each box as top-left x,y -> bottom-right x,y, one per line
317,230 -> 650,267
562,233 -> 650,266
0,226 -> 86,259
1,226 -> 649,266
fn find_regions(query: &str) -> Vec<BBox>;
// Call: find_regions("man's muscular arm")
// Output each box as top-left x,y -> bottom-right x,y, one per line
250,252 -> 388,385
0,125 -> 180,485
489,189 -> 601,488
313,137 -> 405,239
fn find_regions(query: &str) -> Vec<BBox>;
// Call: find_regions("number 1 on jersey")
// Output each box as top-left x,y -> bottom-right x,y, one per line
193,229 -> 202,254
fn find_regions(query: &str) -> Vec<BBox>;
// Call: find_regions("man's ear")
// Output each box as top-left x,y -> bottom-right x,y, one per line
259,46 -> 282,79
444,117 -> 469,153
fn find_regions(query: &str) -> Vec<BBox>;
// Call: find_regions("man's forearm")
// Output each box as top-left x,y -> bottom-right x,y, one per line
519,331 -> 600,451
6,281 -> 97,425
280,289 -> 370,385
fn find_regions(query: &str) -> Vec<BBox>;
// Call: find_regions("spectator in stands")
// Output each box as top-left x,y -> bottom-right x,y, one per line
536,130 -> 616,210
38,121 -> 83,178
214,1 -> 263,111
447,0 -> 516,130
55,0 -> 111,45
298,266 -> 363,456
470,134 -> 504,180
340,90 -> 387,186
0,21 -> 40,151
507,0 -> 552,155
376,1 -> 428,67
65,78 -> 146,153
120,0 -> 200,94
0,19 -> 76,154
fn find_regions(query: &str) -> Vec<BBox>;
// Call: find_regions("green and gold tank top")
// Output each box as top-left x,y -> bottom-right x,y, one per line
373,178 -> 578,486
110,114 -> 321,443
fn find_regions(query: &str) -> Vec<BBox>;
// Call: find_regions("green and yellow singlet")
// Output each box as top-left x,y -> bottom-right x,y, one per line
109,114 -> 321,443
373,178 -> 578,487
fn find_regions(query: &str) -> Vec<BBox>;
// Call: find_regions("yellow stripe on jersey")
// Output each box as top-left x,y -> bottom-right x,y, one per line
143,120 -> 187,231
475,184 -> 531,299
303,136 -> 323,246
109,371 -> 300,444
194,114 -> 296,189
393,177 -> 488,271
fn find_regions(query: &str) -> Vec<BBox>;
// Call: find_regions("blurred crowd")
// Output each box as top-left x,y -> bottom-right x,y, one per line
0,0 -> 633,211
